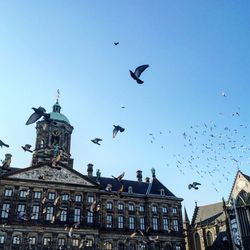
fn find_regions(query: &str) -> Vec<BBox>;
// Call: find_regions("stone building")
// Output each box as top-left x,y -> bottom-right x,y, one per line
0,100 -> 185,250
184,201 -> 229,250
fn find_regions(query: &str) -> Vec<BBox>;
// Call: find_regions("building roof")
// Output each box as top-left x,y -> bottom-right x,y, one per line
49,101 -> 70,124
191,201 -> 225,226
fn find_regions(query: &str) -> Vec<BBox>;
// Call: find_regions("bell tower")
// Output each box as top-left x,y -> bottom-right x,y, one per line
31,95 -> 74,168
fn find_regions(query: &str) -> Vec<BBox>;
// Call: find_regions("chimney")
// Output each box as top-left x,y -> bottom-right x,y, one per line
87,163 -> 93,177
145,177 -> 150,183
136,170 -> 142,182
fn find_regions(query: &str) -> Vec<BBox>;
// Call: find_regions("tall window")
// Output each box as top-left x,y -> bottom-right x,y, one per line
74,208 -> 81,223
207,231 -> 213,246
46,206 -> 54,221
118,216 -> 124,229
87,195 -> 94,203
140,217 -> 145,230
75,195 -> 82,202
17,204 -> 25,213
152,217 -> 158,230
48,192 -> 55,200
19,190 -> 27,198
60,209 -> 67,222
118,202 -> 124,211
129,217 -> 135,230
128,186 -> 133,194
128,203 -> 134,211
172,207 -> 177,214
106,201 -> 113,210
13,235 -> 21,244
152,205 -> 157,213
163,218 -> 169,231
0,235 -> 4,244
61,194 -> 69,201
87,211 -> 93,223
86,239 -> 93,247
43,237 -> 51,246
194,233 -> 201,250
106,215 -> 112,228
139,205 -> 145,212
1,204 -> 10,218
32,205 -> 39,220
28,237 -> 36,245
4,188 -> 12,197
34,191 -> 42,199
58,238 -> 65,247
173,219 -> 179,232
105,241 -> 112,250
72,239 -> 79,247
162,206 -> 168,213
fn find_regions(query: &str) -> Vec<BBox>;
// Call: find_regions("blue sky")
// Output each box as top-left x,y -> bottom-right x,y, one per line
0,1 -> 250,217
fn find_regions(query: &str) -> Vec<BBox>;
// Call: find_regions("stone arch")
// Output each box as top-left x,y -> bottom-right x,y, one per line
206,231 -> 213,246
194,232 -> 201,250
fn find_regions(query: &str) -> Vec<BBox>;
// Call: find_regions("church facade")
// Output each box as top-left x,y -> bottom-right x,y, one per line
0,101 -> 185,250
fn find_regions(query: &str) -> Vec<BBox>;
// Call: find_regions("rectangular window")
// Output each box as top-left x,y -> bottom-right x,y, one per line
118,216 -> 124,229
129,217 -> 135,230
60,209 -> 67,222
87,195 -> 94,203
58,238 -> 65,246
17,204 -> 25,213
139,217 -> 145,231
31,205 -> 39,220
106,215 -> 112,228
34,191 -> 42,199
139,205 -> 145,212
128,203 -> 134,211
86,239 -> 93,247
75,195 -> 82,202
46,206 -> 54,221
152,217 -> 158,230
173,219 -> 179,232
43,237 -> 51,246
152,205 -> 157,213
74,208 -> 81,223
87,211 -> 93,223
61,194 -> 69,201
1,204 -> 10,218
172,207 -> 177,214
118,203 -> 124,211
162,207 -> 168,213
19,190 -> 27,198
106,202 -> 113,210
13,235 -> 21,244
0,235 -> 4,244
48,192 -> 55,200
4,188 -> 13,197
163,218 -> 169,231
72,239 -> 79,247
29,237 -> 36,245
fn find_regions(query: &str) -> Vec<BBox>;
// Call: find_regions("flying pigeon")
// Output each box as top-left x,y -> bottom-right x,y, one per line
21,144 -> 33,153
0,140 -> 9,148
25,106 -> 50,125
221,92 -> 227,97
91,138 -> 102,145
129,64 -> 149,84
188,182 -> 201,190
112,171 -> 125,182
114,42 -> 119,45
113,125 -> 125,138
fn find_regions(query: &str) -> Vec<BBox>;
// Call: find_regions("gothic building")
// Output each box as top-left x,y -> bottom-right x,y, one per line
0,101 -> 185,250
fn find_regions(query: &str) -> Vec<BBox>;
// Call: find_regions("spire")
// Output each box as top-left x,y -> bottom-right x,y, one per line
53,89 -> 61,113
183,207 -> 190,223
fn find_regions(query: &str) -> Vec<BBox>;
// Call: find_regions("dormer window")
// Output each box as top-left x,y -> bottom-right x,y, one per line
105,184 -> 112,192
160,189 -> 165,196
128,186 -> 133,194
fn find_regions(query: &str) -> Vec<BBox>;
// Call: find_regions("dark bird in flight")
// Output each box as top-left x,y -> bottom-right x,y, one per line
129,64 -> 149,84
0,140 -> 9,148
25,106 -> 50,125
112,171 -> 125,182
114,42 -> 119,45
188,182 -> 201,190
21,144 -> 33,153
91,138 -> 102,145
113,125 -> 125,138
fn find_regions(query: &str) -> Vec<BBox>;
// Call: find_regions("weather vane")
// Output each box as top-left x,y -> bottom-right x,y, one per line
56,89 -> 60,103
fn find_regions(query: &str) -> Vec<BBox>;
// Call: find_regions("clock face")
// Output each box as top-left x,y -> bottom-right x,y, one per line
52,128 -> 60,136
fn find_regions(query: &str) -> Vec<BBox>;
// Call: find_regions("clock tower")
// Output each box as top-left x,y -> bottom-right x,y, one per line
31,100 -> 74,168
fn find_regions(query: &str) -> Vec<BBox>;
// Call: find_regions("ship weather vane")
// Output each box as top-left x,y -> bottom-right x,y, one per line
56,89 -> 60,103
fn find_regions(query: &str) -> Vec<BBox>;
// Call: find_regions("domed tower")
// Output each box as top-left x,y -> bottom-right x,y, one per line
31,99 -> 74,168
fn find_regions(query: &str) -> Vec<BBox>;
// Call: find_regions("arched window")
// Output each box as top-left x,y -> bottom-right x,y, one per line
105,241 -> 112,250
194,233 -> 201,250
207,231 -> 213,246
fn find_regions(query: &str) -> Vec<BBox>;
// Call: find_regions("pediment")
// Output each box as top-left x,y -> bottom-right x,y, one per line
4,164 -> 96,186
231,172 -> 250,199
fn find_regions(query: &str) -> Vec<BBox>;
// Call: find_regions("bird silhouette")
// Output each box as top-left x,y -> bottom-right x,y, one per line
129,64 -> 149,84
112,172 -> 125,182
114,42 -> 119,45
91,138 -> 102,145
113,125 -> 125,138
25,106 -> 50,125
21,144 -> 33,153
188,182 -> 201,190
0,140 -> 9,148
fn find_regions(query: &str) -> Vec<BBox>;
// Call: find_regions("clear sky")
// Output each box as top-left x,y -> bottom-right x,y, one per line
0,1 -> 250,218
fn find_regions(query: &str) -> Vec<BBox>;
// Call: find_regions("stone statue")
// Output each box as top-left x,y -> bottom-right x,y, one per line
96,169 -> 101,182
1,153 -> 12,169
151,167 -> 156,178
